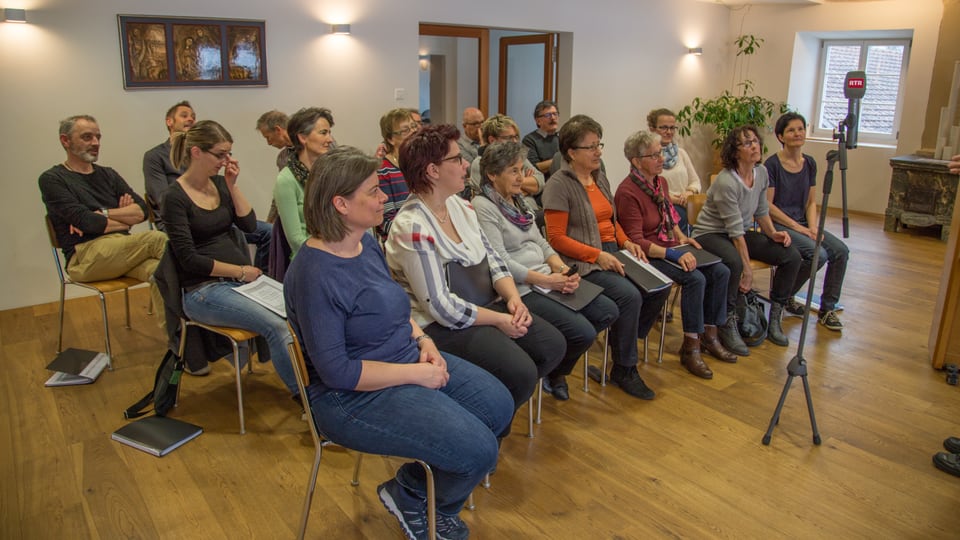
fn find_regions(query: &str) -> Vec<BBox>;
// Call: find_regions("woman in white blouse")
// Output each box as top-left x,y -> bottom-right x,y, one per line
385,124 -> 564,418
647,108 -> 701,234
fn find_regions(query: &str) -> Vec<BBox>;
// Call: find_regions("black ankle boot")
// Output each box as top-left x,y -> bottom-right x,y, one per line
719,314 -> 750,356
767,302 -> 788,346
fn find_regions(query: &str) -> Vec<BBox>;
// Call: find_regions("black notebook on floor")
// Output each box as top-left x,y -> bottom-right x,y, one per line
45,348 -> 109,387
112,416 -> 202,457
613,251 -> 673,293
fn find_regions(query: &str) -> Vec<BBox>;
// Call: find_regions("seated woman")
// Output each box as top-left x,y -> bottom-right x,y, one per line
615,130 -> 737,380
765,112 -> 849,332
474,141 -> 617,401
284,147 -> 513,540
647,108 -> 701,234
273,107 -> 335,257
162,120 -> 298,396
376,108 -> 420,241
692,125 -> 803,350
542,115 -> 669,400
385,124 -> 565,415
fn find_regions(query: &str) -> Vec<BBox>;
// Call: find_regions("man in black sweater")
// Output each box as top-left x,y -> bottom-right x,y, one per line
40,115 -> 167,310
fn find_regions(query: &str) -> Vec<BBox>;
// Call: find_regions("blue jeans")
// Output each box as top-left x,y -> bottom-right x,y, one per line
650,259 -> 729,334
523,290 -> 618,377
305,354 -> 513,515
775,224 -> 849,312
242,221 -> 273,273
183,281 -> 297,395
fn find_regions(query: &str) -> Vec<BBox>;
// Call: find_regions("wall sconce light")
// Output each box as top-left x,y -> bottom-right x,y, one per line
688,47 -> 703,56
419,55 -> 430,72
331,24 -> 351,35
4,8 -> 27,23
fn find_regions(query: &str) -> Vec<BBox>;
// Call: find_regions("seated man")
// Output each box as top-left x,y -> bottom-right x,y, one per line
522,100 -> 560,174
466,114 -> 544,211
143,100 -> 195,229
256,109 -> 294,172
40,114 -> 167,313
458,107 -> 484,165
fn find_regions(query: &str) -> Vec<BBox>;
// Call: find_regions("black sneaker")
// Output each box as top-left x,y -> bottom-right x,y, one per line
818,310 -> 843,331
436,513 -> 470,540
544,375 -> 569,401
933,452 -> 960,478
944,437 -> 960,454
378,479 -> 429,540
610,366 -> 655,400
784,297 -> 806,318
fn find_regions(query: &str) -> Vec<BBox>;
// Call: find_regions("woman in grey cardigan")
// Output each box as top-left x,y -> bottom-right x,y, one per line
474,141 -> 617,401
541,116 -> 670,400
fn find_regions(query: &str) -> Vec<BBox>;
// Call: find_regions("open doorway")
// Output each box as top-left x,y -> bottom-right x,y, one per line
418,23 -> 571,137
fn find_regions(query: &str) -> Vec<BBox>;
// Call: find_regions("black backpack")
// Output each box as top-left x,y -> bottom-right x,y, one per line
124,350 -> 184,419
735,290 -> 768,347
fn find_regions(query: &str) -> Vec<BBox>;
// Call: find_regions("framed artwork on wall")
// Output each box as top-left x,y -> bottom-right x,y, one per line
118,15 -> 267,89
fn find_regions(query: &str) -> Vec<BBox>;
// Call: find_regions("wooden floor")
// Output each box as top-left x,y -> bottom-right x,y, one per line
4,211 -> 960,539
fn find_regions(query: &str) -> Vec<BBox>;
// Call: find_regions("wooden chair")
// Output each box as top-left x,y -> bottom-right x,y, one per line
285,324 -> 439,540
176,319 -> 257,434
45,215 -> 148,370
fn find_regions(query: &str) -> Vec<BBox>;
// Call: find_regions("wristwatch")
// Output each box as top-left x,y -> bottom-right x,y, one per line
101,208 -> 109,218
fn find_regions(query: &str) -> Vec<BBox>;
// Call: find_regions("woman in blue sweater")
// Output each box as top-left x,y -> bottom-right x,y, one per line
284,146 -> 513,540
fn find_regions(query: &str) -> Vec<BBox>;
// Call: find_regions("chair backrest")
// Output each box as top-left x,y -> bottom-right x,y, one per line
286,322 -> 324,449
44,215 -> 68,284
686,194 -> 707,227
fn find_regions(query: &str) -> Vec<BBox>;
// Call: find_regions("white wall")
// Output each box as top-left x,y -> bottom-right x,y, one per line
1,0 -> 940,311
732,0 -> 943,214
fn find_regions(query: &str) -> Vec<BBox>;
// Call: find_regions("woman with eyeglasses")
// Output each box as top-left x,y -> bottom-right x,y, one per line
386,124 -> 564,420
474,141 -> 617,401
273,107 -> 335,257
162,120 -> 298,395
691,125 -> 802,350
542,115 -> 669,400
647,108 -> 701,234
615,130 -> 737,380
376,108 -> 420,241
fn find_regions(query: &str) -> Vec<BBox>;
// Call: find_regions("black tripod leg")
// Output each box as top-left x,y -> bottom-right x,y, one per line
762,375 -> 795,445
800,374 -> 822,445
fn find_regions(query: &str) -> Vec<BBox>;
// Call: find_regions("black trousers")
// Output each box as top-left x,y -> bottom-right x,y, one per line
696,231 -> 802,311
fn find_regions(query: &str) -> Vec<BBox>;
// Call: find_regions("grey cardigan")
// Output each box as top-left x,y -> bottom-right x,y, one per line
541,162 -> 618,276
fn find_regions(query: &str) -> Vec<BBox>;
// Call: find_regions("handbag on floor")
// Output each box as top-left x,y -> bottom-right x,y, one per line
736,290 -> 768,347
123,349 -> 184,419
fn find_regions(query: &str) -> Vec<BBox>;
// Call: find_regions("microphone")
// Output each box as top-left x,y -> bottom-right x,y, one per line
843,71 -> 866,149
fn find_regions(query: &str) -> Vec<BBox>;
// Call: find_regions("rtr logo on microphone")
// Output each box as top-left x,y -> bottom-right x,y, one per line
847,78 -> 865,88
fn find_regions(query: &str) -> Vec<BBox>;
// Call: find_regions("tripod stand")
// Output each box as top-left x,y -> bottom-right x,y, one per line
761,122 -> 852,446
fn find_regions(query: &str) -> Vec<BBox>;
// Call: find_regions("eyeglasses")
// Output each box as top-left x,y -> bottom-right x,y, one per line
656,125 -> 679,132
537,112 -> 559,119
391,124 -> 417,137
738,138 -> 760,148
639,151 -> 664,160
495,134 -> 520,142
440,153 -> 463,165
204,149 -> 232,161
573,142 -> 604,152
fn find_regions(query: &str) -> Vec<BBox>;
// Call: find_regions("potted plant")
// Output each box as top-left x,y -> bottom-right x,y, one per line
677,34 -> 789,151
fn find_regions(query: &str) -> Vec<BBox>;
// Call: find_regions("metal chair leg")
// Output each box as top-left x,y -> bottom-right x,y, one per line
583,349 -> 590,393
98,291 -> 114,371
527,393 -> 535,438
657,299 -> 668,364
123,288 -> 132,329
56,282 -> 66,354
601,329 -> 609,386
230,338 -> 246,434
297,442 -> 323,540
419,461 -> 437,540
466,492 -> 475,511
483,473 -> 490,488
351,453 -> 364,486
536,377 -> 543,424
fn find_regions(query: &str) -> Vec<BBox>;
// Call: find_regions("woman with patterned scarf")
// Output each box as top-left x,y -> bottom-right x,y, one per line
615,130 -> 737,380
647,108 -> 701,234
474,141 -> 618,401
273,107 -> 335,258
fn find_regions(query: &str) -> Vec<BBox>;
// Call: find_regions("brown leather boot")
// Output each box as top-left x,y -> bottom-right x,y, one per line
679,335 -> 713,379
700,325 -> 738,363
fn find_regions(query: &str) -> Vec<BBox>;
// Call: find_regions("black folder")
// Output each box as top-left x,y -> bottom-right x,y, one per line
112,416 -> 202,457
613,251 -> 673,293
532,278 -> 604,311
663,245 -> 722,270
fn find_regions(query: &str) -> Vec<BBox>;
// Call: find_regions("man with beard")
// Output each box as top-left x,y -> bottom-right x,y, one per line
522,100 -> 561,175
40,115 -> 166,310
143,100 -> 196,229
